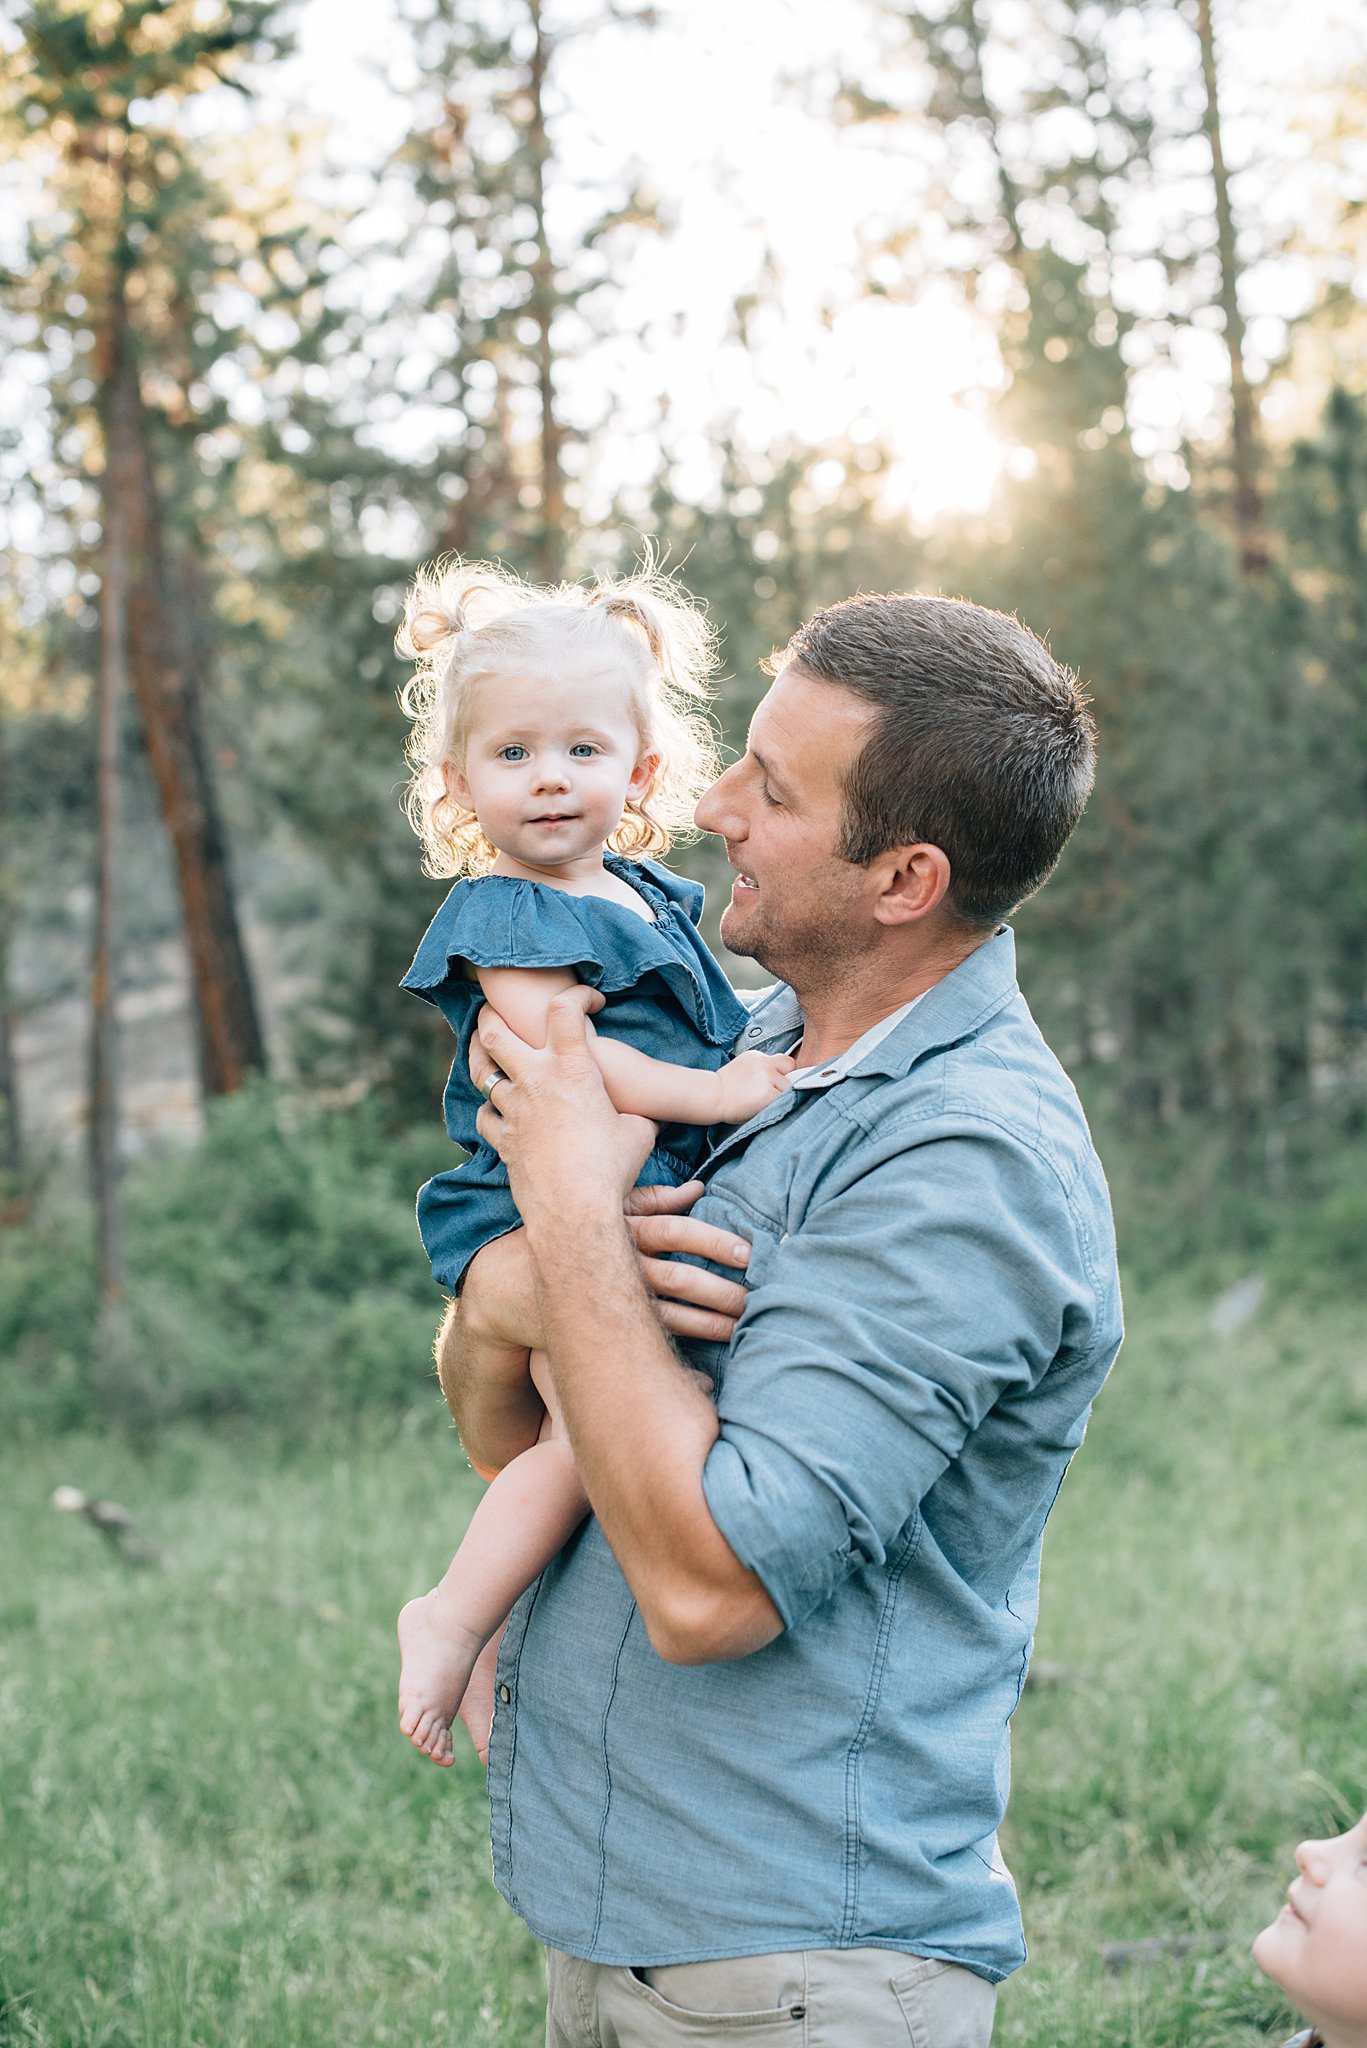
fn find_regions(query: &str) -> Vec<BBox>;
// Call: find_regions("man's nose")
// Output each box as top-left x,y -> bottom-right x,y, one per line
695,764 -> 741,837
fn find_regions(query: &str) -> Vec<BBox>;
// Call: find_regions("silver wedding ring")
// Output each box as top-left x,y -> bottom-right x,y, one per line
479,1069 -> 508,1103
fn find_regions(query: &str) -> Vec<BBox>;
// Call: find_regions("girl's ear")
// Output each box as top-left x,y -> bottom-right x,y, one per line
628,749 -> 661,801
443,759 -> 472,808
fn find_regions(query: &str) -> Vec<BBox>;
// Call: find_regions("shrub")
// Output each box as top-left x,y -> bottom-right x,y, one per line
0,1084 -> 454,1434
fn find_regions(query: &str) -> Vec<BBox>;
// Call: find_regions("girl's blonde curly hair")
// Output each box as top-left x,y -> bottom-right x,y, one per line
397,554 -> 724,879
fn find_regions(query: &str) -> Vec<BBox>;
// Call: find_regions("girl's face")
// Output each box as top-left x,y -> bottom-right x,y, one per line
451,662 -> 658,873
1254,1811 -> 1367,2043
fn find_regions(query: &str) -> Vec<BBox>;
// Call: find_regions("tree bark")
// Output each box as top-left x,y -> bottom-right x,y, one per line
0,717 -> 22,1182
526,0 -> 566,581
113,337 -> 268,1097
1195,0 -> 1268,576
93,286 -> 132,1305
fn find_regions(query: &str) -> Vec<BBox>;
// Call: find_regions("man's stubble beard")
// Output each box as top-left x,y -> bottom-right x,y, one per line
720,884 -> 874,1002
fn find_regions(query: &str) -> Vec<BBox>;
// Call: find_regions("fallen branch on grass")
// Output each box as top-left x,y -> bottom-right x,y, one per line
50,1486 -> 169,1568
1102,1931 -> 1234,1972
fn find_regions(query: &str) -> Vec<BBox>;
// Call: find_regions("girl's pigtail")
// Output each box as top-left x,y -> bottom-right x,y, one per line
588,568 -> 717,701
588,562 -> 723,859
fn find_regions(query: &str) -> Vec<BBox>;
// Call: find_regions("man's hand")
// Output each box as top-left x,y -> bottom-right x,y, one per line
473,988 -> 657,1227
624,1182 -> 750,1344
469,990 -> 753,1341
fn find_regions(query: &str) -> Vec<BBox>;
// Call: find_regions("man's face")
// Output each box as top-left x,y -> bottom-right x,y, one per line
693,663 -> 881,989
1253,1811 -> 1367,2041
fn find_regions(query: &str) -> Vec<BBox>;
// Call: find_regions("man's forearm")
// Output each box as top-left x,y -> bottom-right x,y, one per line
525,1197 -> 781,1664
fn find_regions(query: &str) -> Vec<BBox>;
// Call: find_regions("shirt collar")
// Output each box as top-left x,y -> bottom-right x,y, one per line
786,994 -> 925,1091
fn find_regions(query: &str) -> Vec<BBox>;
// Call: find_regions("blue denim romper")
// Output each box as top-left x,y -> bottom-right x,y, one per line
401,854 -> 750,1292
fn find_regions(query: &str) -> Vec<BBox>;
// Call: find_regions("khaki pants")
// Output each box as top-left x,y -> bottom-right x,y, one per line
544,1945 -> 996,2047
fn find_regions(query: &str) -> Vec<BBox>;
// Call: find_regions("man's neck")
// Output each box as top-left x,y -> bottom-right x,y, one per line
790,926 -> 991,1068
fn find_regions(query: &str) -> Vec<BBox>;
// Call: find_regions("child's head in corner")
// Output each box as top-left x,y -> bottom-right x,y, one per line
1254,1809 -> 1367,2048
396,555 -> 723,880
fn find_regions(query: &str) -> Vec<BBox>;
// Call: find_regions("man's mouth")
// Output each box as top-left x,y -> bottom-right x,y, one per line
732,868 -> 758,891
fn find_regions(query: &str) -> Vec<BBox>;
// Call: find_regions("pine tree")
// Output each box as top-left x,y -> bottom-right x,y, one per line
6,0 -> 273,1097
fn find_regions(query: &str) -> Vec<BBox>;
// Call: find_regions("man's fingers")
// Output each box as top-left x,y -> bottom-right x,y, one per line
626,1210 -> 751,1271
657,1301 -> 741,1344
624,1179 -> 704,1218
637,1252 -> 748,1320
545,984 -> 603,1047
474,1002 -> 523,1078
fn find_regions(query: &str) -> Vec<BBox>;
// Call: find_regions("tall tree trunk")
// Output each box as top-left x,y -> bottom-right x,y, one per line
0,717 -> 22,1183
1195,0 -> 1268,576
110,337 -> 267,1096
526,0 -> 566,581
93,288 -> 132,1307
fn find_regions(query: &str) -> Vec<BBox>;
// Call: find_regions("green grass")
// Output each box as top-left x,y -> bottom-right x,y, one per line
2,1276 -> 1364,2045
0,1410 -> 544,2048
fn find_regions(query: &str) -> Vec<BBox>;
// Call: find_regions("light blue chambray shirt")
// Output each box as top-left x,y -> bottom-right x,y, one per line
485,928 -> 1122,1982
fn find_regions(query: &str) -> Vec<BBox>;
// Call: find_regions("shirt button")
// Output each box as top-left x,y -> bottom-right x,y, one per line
748,1024 -> 764,1040
498,1684 -> 512,1705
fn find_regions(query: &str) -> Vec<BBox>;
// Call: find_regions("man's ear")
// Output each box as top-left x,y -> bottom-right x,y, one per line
873,843 -> 952,926
628,749 -> 662,801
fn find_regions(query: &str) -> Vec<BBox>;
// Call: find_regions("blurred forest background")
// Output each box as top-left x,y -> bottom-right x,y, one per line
1,3 -> 1365,2045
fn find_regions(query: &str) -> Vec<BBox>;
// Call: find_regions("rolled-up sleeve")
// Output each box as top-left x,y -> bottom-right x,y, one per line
701,1112 -> 1090,1630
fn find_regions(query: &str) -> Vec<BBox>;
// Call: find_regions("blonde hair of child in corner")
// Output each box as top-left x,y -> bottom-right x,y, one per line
394,555 -> 794,1766
1254,1808 -> 1367,2048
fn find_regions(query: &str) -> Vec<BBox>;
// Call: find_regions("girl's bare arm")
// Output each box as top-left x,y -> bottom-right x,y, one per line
475,965 -> 792,1125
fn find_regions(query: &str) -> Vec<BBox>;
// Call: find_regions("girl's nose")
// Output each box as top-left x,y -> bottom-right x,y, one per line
1295,1838 -> 1328,1883
533,757 -> 571,790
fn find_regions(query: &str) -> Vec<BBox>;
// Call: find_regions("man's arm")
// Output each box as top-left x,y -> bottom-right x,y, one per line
439,1189 -> 755,1480
471,994 -> 782,1664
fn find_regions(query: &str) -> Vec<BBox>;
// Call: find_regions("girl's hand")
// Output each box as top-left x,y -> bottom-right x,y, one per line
713,1050 -> 797,1125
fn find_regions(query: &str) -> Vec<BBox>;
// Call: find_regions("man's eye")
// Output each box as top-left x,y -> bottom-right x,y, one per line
759,783 -> 781,807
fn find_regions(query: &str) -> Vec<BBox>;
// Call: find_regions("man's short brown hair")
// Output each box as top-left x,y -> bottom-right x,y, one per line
775,593 -> 1096,927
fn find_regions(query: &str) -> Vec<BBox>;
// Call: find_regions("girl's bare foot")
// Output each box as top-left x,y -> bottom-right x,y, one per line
397,1590 -> 484,1767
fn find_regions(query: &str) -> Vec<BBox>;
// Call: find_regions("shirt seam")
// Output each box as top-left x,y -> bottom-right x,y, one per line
590,1606 -> 637,1952
840,1512 -> 924,1942
829,1095 -> 1109,1299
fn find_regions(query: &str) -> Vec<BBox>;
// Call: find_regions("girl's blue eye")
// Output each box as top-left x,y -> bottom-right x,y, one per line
569,743 -> 595,758
500,746 -> 527,761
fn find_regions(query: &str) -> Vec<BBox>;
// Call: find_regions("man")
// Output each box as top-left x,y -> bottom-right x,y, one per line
440,593 -> 1122,2046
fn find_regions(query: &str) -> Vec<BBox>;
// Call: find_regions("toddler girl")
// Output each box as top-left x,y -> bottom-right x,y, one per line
393,556 -> 792,1766
1254,1808 -> 1367,2048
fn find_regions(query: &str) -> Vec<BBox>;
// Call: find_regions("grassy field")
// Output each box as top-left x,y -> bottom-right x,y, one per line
2,1273 -> 1364,2047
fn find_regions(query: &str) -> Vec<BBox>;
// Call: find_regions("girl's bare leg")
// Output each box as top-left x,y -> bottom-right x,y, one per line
455,1624 -> 505,1768
398,1352 -> 585,1766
